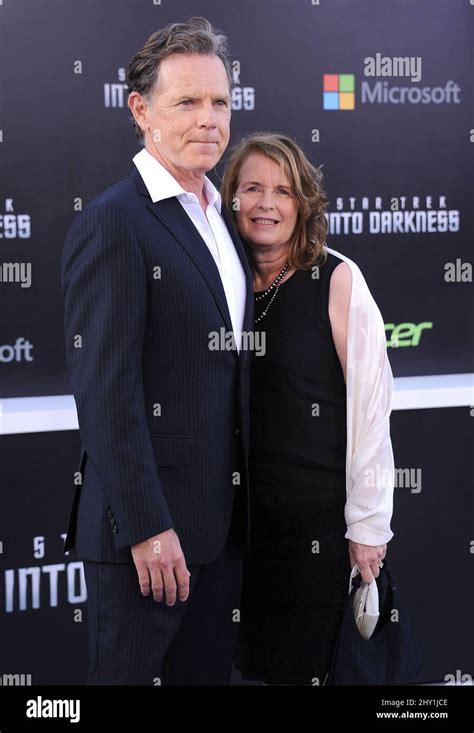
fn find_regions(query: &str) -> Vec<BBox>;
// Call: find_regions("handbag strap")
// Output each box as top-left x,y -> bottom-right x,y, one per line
380,557 -> 396,589
350,558 -> 396,588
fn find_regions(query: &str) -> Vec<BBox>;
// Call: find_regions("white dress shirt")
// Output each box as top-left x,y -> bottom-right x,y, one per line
133,147 -> 246,352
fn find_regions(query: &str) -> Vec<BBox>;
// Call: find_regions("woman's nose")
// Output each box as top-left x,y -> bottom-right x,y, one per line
257,197 -> 276,210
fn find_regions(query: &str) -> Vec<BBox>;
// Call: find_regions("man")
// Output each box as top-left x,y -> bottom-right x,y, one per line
61,17 -> 253,685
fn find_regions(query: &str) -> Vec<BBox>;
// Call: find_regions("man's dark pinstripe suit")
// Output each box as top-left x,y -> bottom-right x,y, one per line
61,167 -> 254,684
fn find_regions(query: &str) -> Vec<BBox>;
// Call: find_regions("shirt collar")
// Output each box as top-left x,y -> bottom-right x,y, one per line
133,147 -> 222,213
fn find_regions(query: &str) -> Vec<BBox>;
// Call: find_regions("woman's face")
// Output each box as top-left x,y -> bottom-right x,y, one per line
234,153 -> 299,252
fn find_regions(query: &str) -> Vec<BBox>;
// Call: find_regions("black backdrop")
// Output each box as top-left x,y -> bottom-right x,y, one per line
0,0 -> 473,686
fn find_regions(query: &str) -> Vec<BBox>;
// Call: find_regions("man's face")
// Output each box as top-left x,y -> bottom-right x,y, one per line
144,53 -> 231,175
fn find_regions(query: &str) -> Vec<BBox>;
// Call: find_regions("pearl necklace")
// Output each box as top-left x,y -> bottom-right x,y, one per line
254,262 -> 291,323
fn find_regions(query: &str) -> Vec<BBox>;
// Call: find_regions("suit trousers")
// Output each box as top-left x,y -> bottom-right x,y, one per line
82,492 -> 244,685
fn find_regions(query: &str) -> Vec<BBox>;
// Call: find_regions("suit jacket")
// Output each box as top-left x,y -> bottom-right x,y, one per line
61,168 -> 254,565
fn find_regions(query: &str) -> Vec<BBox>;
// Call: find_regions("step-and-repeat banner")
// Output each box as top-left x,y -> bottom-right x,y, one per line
0,0 -> 472,685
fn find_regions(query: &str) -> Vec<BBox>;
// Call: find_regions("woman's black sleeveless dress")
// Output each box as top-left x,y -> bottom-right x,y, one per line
234,253 -> 351,685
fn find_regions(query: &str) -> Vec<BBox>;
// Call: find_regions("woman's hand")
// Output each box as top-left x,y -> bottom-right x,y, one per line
348,540 -> 387,583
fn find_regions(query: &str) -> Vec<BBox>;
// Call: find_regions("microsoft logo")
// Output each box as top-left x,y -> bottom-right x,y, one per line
323,74 -> 355,110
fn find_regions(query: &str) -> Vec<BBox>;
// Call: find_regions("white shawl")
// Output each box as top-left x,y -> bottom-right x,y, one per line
325,247 -> 395,546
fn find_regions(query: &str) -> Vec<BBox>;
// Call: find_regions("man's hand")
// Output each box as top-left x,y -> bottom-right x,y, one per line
131,528 -> 191,605
348,540 -> 387,583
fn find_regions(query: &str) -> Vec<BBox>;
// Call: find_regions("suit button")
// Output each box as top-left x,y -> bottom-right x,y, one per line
108,507 -> 118,532
234,426 -> 240,437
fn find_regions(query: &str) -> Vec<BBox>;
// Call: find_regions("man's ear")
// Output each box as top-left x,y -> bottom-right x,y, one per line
128,92 -> 149,137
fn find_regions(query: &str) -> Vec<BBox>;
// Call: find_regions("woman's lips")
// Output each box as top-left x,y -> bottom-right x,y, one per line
251,218 -> 280,226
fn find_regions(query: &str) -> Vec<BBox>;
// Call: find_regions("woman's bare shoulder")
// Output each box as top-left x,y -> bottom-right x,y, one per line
329,260 -> 353,299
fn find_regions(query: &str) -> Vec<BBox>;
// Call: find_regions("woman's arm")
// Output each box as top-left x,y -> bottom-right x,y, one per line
329,260 -> 389,583
328,261 -> 351,383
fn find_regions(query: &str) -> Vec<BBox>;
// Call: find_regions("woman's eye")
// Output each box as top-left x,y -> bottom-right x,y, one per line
246,186 -> 258,192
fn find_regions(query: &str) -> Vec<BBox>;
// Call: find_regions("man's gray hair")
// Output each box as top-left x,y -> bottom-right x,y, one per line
127,16 -> 233,143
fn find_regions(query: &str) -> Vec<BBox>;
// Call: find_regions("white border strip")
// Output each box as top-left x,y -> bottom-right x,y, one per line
0,395 -> 79,435
0,373 -> 472,435
392,373 -> 473,411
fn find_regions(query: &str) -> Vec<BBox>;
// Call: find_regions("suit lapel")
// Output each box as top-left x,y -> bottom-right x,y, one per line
131,169 -> 254,354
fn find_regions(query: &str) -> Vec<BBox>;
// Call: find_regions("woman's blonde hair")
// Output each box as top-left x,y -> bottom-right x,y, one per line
221,132 -> 328,269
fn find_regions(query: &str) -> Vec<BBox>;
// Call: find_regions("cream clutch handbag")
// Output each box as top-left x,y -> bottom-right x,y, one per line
349,563 -> 383,640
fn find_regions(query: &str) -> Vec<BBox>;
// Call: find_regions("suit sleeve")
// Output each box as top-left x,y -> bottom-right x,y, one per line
61,201 -> 175,550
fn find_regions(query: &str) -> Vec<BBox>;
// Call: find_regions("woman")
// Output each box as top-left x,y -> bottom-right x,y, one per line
221,133 -> 395,685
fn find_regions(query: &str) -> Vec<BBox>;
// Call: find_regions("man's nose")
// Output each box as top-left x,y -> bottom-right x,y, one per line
197,103 -> 218,127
